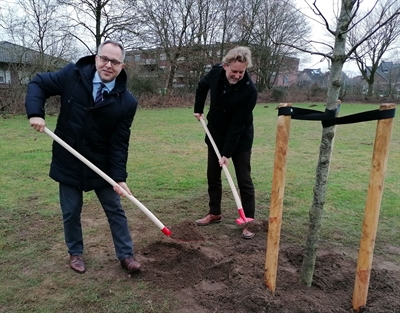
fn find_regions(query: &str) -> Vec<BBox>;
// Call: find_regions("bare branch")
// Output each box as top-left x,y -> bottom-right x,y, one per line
276,38 -> 332,60
347,8 -> 400,57
311,0 -> 336,35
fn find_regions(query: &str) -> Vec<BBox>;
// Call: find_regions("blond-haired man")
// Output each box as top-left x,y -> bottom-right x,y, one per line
194,46 -> 258,239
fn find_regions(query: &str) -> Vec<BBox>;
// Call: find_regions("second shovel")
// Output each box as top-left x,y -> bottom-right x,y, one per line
199,117 -> 254,225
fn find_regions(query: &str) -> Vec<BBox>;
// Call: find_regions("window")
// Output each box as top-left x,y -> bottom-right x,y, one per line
0,70 -> 11,84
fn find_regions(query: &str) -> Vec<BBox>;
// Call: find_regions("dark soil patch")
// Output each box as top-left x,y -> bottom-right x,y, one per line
169,220 -> 205,242
240,219 -> 269,233
134,220 -> 400,313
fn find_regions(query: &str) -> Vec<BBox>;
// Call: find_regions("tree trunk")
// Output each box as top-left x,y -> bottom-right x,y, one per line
167,65 -> 176,90
299,0 -> 355,287
299,124 -> 336,286
367,82 -> 374,98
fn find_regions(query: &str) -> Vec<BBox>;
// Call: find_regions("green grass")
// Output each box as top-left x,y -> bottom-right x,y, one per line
0,102 -> 399,312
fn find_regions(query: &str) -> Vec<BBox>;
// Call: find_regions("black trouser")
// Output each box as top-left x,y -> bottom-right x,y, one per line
207,147 -> 255,218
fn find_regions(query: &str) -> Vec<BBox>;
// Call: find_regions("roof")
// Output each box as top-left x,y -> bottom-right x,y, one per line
299,68 -> 324,82
0,41 -> 65,66
366,60 -> 400,83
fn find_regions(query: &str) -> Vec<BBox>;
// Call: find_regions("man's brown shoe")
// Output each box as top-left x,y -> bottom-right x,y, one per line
121,257 -> 141,273
195,214 -> 222,226
70,255 -> 86,274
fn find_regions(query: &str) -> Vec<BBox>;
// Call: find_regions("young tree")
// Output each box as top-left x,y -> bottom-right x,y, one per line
277,0 -> 400,287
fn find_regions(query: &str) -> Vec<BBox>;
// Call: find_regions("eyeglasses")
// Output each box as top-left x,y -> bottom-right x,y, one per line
97,55 -> 123,66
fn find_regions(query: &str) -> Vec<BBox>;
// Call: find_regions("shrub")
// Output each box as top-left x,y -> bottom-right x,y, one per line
271,87 -> 287,102
127,75 -> 161,97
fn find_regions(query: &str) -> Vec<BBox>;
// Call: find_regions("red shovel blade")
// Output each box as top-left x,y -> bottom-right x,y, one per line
236,217 -> 254,225
235,208 -> 254,225
161,226 -> 172,236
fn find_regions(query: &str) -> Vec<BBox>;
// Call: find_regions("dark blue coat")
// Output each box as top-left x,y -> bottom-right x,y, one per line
194,64 -> 258,158
25,55 -> 138,191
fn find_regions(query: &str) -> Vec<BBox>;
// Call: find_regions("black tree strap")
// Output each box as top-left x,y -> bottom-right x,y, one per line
322,108 -> 396,127
278,106 -> 396,128
278,107 -> 336,121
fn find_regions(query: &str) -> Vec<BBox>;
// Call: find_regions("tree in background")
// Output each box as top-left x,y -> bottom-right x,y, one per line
0,0 -> 75,66
57,0 -> 139,53
349,0 -> 400,99
237,0 -> 310,92
133,0 -> 232,91
136,0 -> 199,90
6,0 -> 397,101
1,0 -> 311,94
0,0 -> 73,113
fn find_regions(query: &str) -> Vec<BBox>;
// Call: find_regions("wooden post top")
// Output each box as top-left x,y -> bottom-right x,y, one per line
279,103 -> 292,108
380,103 -> 396,110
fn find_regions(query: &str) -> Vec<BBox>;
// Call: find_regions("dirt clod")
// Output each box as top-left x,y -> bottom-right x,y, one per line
169,220 -> 205,242
240,219 -> 269,233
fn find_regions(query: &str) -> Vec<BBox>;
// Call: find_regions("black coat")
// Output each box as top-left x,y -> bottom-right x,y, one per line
194,64 -> 258,158
25,55 -> 138,191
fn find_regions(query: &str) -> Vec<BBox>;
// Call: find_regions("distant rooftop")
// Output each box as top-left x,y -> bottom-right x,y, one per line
0,41 -> 66,65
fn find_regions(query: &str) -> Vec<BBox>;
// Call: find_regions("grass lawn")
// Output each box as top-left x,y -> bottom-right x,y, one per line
0,102 -> 398,312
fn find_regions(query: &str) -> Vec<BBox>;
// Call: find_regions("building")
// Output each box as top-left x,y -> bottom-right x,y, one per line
297,68 -> 328,88
126,45 -> 300,91
0,41 -> 66,88
370,61 -> 400,97
272,56 -> 300,88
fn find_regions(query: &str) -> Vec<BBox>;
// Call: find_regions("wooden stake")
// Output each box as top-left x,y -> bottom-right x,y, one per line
264,103 -> 292,293
352,103 -> 396,312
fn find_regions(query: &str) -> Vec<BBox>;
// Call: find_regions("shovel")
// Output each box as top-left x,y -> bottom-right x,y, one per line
44,127 -> 172,237
199,118 -> 254,225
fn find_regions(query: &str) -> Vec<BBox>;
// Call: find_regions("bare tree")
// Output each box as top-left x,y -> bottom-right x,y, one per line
349,0 -> 400,98
216,0 -> 241,57
277,0 -> 400,287
0,0 -> 77,113
134,0 -> 200,90
192,0 -> 226,66
0,0 -> 75,64
237,0 -> 310,91
57,0 -> 139,52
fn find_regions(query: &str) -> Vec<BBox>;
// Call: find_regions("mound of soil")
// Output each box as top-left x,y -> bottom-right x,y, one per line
134,220 -> 400,313
169,220 -> 205,242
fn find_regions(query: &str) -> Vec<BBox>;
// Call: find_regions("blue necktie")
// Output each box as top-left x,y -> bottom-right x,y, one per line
94,83 -> 106,105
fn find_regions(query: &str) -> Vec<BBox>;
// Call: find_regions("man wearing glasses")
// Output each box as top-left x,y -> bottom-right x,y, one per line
25,40 -> 141,275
